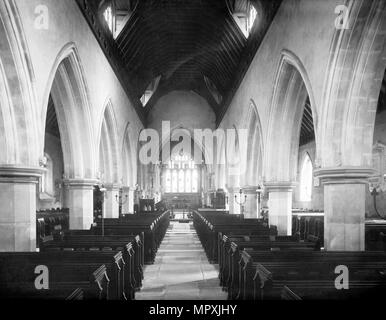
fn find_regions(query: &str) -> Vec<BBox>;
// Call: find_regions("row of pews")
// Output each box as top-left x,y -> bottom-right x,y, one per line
0,211 -> 170,300
292,212 -> 324,245
193,210 -> 277,264
36,209 -> 69,246
194,210 -> 386,300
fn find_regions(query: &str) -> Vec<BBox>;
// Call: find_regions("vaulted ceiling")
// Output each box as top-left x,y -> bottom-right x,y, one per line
77,0 -> 282,125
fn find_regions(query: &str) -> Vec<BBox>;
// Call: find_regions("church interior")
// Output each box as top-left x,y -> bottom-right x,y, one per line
1,0 -> 386,301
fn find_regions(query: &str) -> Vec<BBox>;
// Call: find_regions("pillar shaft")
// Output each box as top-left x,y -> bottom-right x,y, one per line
122,187 -> 135,215
0,167 -> 42,252
104,184 -> 120,219
242,186 -> 260,219
266,182 -> 295,236
64,179 -> 96,230
228,187 -> 241,215
316,167 -> 373,251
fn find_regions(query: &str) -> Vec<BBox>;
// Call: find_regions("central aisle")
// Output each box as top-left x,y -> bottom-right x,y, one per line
136,222 -> 227,300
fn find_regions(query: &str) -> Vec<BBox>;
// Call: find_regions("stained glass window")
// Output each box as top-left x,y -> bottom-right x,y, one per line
163,154 -> 199,193
172,170 -> 178,193
178,170 -> 185,193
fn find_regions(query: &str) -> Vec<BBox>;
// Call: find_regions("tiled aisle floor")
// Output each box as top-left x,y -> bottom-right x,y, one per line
136,222 -> 227,300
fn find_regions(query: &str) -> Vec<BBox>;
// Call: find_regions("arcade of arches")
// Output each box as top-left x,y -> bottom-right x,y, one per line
1,0 -> 386,279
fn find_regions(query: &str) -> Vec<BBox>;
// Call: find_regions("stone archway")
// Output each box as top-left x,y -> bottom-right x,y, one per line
0,1 -> 42,251
316,0 -> 386,251
264,50 -> 317,235
98,99 -> 121,218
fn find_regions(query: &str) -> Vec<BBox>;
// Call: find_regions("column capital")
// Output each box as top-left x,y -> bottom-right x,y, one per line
0,166 -> 44,184
242,186 -> 260,194
104,183 -> 121,191
226,186 -> 241,193
264,181 -> 297,192
63,179 -> 98,189
314,166 -> 375,185
122,186 -> 136,192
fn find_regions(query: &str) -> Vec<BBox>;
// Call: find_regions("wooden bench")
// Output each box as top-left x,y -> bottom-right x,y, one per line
42,235 -> 144,298
238,250 -> 386,300
0,252 -> 126,300
92,211 -> 170,264
193,210 -> 274,263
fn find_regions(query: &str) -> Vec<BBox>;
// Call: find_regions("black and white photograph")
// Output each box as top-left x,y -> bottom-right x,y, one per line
1,0 -> 386,310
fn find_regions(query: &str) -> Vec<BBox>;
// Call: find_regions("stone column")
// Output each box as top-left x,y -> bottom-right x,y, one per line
265,182 -> 295,236
104,184 -> 120,219
242,186 -> 259,219
228,187 -> 241,215
315,167 -> 373,251
64,179 -> 97,230
122,186 -> 135,215
0,166 -> 42,252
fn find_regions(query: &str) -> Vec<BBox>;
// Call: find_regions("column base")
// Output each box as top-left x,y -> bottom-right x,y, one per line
0,166 -> 43,252
242,186 -> 260,219
104,184 -> 120,219
315,167 -> 374,251
122,186 -> 135,215
64,179 -> 97,230
266,182 -> 296,236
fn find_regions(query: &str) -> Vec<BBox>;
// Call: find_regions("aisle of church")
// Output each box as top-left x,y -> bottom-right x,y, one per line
136,222 -> 227,300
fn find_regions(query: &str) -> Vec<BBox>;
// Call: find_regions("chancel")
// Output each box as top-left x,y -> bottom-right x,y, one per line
1,0 -> 386,301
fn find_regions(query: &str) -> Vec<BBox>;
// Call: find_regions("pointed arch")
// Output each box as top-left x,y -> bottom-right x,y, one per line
122,122 -> 137,187
243,100 -> 264,186
41,43 -> 96,179
265,50 -> 318,183
320,0 -> 386,168
0,0 -> 39,166
98,98 -> 120,184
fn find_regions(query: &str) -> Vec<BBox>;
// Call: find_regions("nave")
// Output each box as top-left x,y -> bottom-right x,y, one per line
137,221 -> 227,300
2,0 -> 386,303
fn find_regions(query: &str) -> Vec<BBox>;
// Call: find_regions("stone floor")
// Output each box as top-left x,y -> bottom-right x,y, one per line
136,222 -> 227,300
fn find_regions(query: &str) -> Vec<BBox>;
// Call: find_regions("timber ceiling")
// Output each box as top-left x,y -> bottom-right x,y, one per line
78,0 -> 282,125
299,97 -> 315,147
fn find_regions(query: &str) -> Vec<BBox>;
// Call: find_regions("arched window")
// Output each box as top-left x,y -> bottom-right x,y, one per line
163,153 -> 199,193
103,5 -> 114,33
172,170 -> 178,193
228,1 -> 258,38
41,154 -> 54,196
300,154 -> 313,202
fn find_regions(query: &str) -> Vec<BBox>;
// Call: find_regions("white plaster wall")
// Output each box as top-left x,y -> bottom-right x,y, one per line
218,0 -> 340,177
147,90 -> 216,133
293,140 -> 323,211
14,0 -> 143,169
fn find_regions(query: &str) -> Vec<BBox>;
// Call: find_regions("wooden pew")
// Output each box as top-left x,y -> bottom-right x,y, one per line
193,210 -> 274,263
238,250 -> 386,300
41,235 -> 144,297
281,283 -> 386,300
225,241 -> 317,299
92,211 -> 170,264
0,252 -> 125,300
